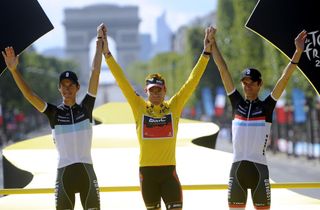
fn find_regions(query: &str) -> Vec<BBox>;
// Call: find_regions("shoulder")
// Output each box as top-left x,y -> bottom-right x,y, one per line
263,94 -> 277,104
262,94 -> 277,112
229,89 -> 243,102
43,103 -> 58,119
81,93 -> 96,106
44,103 -> 57,112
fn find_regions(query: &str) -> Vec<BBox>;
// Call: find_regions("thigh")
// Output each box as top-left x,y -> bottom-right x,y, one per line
251,163 -> 271,209
161,166 -> 183,210
55,167 -> 75,210
140,167 -> 161,209
228,162 -> 247,209
79,164 -> 100,210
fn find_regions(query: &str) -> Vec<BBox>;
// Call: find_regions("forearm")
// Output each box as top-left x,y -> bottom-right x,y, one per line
271,66 -> 295,99
88,40 -> 103,95
272,50 -> 302,99
211,42 -> 227,70
92,40 -> 103,72
211,42 -> 234,93
11,69 -> 45,111
290,49 -> 303,64
102,40 -> 111,59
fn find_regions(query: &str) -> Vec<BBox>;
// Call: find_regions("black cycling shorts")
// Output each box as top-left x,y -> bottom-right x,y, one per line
55,163 -> 100,210
139,165 -> 183,209
228,160 -> 271,209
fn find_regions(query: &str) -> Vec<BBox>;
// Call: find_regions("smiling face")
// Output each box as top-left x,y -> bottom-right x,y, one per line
144,73 -> 167,105
241,77 -> 262,100
58,79 -> 80,105
146,85 -> 166,105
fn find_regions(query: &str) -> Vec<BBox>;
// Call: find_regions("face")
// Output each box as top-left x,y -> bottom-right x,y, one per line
241,77 -> 262,99
58,79 -> 80,101
146,86 -> 166,105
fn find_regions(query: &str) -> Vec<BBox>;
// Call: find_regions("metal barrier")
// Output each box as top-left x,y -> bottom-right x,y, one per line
1,182 -> 319,195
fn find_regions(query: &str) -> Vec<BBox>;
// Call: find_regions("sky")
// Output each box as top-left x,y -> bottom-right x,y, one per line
36,0 -> 217,52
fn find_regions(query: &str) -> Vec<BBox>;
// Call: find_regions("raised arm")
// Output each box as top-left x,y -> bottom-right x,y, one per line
171,27 -> 213,109
100,23 -> 143,108
271,30 -> 307,100
2,47 -> 46,112
87,24 -> 103,96
211,27 -> 235,94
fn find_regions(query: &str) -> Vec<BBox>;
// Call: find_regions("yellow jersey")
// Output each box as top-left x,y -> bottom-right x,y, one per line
106,55 -> 209,166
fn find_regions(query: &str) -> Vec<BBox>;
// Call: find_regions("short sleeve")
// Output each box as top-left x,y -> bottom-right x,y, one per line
43,103 -> 57,128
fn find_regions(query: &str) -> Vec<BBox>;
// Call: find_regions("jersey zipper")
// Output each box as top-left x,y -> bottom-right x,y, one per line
244,101 -> 252,156
70,106 -> 78,157
247,101 -> 252,120
70,107 -> 75,124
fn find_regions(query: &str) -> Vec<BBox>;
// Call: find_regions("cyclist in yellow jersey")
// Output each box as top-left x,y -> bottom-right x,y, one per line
99,23 -> 214,210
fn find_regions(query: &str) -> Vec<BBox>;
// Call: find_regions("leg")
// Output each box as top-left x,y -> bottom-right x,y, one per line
251,163 -> 271,210
161,166 -> 183,210
55,167 -> 75,210
79,164 -> 100,210
228,161 -> 248,209
140,167 -> 162,210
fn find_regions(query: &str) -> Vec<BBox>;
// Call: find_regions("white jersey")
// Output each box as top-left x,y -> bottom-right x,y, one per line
43,94 -> 95,168
229,90 -> 277,165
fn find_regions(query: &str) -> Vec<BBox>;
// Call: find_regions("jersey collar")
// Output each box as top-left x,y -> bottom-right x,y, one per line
245,97 -> 260,104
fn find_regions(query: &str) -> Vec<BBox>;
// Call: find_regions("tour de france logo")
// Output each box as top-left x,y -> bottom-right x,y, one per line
304,30 -> 320,68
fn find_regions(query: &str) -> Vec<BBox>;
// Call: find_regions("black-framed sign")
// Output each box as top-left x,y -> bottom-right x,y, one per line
0,0 -> 54,75
246,0 -> 320,95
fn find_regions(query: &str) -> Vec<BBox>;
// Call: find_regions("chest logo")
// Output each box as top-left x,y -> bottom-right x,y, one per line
142,114 -> 173,139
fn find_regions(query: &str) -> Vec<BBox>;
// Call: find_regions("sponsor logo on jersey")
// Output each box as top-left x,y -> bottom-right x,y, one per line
142,114 -> 173,138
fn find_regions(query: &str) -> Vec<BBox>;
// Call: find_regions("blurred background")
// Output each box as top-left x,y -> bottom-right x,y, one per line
0,0 -> 319,198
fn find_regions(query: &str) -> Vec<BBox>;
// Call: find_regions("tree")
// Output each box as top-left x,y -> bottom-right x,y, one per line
216,0 -> 235,66
184,26 -> 222,108
232,0 -> 264,73
0,51 -> 77,113
0,49 -> 77,140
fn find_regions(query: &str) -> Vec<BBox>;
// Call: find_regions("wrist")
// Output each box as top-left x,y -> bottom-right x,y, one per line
202,51 -> 211,56
294,48 -> 303,55
103,51 -> 112,57
9,67 -> 18,73
96,39 -> 103,45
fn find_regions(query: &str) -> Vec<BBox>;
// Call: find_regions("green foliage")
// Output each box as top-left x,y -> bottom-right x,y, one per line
216,0 -> 235,62
0,50 -> 77,113
231,0 -> 264,73
185,26 -> 222,106
261,42 -> 287,91
216,0 -> 316,98
218,0 -> 267,93
127,26 -> 222,110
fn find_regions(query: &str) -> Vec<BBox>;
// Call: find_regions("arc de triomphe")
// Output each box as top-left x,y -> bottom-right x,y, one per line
64,4 -> 140,86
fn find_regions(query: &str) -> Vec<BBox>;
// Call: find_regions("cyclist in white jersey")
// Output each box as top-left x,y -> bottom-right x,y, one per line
2,25 -> 105,210
209,27 -> 307,210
